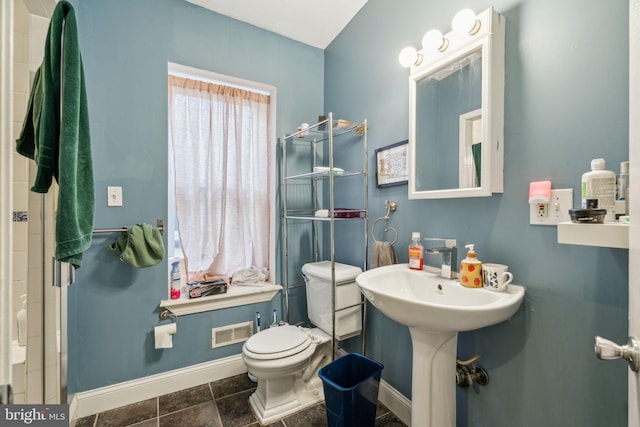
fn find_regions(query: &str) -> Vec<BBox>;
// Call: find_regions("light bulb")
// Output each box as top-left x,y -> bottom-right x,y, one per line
452,9 -> 480,34
398,46 -> 420,67
422,29 -> 448,52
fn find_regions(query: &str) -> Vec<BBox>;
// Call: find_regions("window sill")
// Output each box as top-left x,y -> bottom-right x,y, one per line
159,283 -> 282,316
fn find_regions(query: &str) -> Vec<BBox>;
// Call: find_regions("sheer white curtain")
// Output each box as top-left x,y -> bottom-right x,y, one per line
168,75 -> 271,281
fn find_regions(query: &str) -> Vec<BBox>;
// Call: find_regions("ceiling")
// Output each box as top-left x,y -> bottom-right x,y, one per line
185,0 -> 368,49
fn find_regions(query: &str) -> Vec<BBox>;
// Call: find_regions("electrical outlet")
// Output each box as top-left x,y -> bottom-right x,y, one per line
537,203 -> 547,217
107,186 -> 123,207
530,188 -> 573,226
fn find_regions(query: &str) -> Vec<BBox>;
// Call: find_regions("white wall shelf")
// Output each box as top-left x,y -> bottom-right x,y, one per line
557,221 -> 629,249
160,283 -> 282,316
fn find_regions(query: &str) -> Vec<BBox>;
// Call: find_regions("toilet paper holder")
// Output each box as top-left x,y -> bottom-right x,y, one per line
155,309 -> 178,349
160,309 -> 177,325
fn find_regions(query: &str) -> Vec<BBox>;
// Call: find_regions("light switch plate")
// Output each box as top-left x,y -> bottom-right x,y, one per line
530,188 -> 573,226
107,186 -> 123,207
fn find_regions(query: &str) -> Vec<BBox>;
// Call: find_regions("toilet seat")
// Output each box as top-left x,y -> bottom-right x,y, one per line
244,325 -> 312,360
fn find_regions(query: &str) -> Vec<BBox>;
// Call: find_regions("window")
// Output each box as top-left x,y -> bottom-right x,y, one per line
167,63 -> 276,283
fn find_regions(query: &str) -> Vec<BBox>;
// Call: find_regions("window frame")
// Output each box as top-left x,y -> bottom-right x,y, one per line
167,62 -> 278,285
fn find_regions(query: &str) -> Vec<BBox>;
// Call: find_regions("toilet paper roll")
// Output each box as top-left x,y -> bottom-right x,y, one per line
154,323 -> 177,349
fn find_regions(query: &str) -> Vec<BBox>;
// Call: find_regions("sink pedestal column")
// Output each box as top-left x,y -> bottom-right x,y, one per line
409,329 -> 458,427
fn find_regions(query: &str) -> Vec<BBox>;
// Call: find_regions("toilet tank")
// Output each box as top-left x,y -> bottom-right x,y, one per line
302,261 -> 362,341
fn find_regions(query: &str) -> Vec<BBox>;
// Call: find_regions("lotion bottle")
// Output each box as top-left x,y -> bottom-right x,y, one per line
581,158 -> 616,221
460,244 -> 483,288
408,232 -> 424,270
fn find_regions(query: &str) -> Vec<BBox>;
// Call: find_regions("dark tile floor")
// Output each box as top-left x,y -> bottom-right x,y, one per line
72,373 -> 407,427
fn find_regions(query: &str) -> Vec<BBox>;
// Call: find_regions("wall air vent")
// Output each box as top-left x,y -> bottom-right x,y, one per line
211,321 -> 253,348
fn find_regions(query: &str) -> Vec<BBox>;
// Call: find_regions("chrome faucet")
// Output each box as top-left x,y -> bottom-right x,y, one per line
424,238 -> 457,279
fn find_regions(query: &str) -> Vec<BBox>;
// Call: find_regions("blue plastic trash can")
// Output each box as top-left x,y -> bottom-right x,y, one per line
318,353 -> 384,427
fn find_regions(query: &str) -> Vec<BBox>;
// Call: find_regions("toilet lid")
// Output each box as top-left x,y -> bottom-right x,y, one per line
244,325 -> 311,358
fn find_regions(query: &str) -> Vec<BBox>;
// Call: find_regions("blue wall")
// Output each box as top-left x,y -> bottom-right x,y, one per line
68,0 -> 323,393
326,0 -> 629,426
67,0 -> 630,425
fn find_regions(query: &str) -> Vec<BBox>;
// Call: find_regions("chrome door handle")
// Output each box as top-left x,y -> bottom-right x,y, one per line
594,335 -> 640,372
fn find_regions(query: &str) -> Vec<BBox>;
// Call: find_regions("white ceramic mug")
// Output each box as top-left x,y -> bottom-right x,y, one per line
482,263 -> 513,292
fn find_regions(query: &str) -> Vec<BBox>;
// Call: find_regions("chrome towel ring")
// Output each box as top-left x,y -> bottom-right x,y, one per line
372,200 -> 398,245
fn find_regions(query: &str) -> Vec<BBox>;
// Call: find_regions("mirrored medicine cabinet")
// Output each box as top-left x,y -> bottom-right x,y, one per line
407,7 -> 506,199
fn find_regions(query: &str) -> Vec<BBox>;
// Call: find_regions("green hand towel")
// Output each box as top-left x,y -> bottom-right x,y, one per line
108,224 -> 165,268
15,1 -> 94,269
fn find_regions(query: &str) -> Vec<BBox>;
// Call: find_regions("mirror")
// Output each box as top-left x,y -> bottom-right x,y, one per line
408,7 -> 505,199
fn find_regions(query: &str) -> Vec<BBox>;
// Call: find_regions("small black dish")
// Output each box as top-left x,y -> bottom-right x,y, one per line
569,208 -> 607,224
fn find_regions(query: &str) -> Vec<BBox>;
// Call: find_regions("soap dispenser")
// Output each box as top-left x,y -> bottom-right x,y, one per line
460,244 -> 483,288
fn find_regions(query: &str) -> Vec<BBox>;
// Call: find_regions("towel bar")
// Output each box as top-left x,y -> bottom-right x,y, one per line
93,218 -> 164,235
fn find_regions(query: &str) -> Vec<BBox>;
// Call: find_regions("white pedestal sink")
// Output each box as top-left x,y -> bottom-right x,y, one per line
356,264 -> 525,427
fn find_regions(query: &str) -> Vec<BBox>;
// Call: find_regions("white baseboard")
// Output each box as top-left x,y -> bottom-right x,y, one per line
70,354 -> 247,419
378,379 -> 412,426
70,352 -> 413,426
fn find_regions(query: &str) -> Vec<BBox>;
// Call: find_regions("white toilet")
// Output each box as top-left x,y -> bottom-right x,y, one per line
241,261 -> 362,424
242,325 -> 332,424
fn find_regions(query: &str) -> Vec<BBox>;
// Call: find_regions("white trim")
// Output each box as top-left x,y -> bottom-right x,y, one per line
0,0 -> 14,393
629,1 -> 640,425
408,7 -> 504,200
168,62 -> 274,95
159,284 -> 282,316
379,379 -> 412,426
70,354 -> 247,419
458,108 -> 482,189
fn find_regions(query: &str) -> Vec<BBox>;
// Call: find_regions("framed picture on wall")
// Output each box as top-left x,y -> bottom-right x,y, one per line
375,140 -> 409,188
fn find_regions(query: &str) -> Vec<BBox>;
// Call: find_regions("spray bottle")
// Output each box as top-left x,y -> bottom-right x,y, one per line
170,260 -> 181,299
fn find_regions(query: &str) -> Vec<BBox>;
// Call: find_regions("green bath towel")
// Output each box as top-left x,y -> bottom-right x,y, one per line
108,224 -> 165,268
16,1 -> 94,268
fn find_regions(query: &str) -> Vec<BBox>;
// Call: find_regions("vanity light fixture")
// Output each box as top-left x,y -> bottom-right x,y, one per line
452,9 -> 481,35
398,8 -> 480,67
422,29 -> 449,52
399,46 -> 422,67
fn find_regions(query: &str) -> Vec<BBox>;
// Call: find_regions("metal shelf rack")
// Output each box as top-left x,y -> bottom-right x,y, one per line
281,112 -> 368,358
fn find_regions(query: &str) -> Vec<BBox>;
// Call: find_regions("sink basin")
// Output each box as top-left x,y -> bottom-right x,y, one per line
356,264 -> 525,427
356,263 -> 524,333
